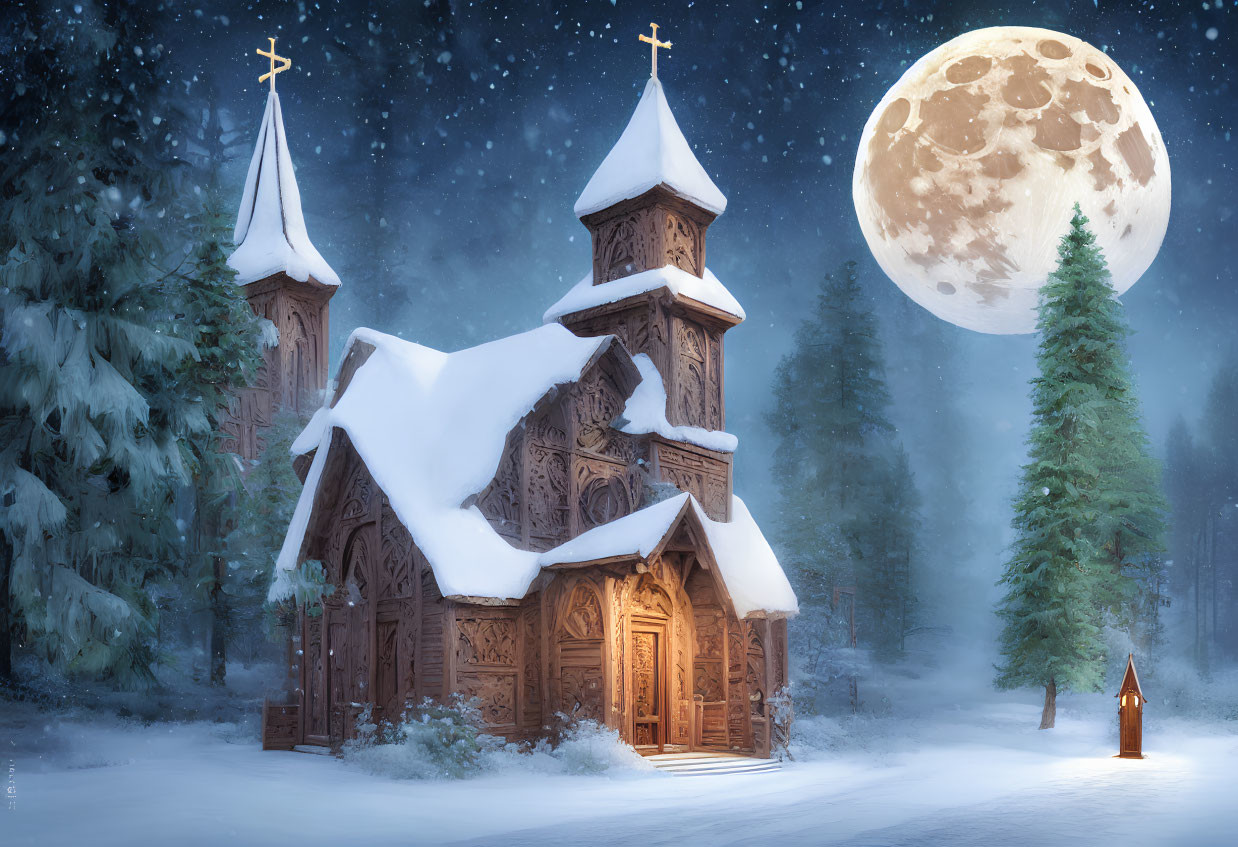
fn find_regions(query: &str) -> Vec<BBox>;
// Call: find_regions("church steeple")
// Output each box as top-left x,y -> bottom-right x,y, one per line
574,76 -> 726,285
551,70 -> 740,439
223,44 -> 337,460
548,60 -> 742,521
229,88 -> 341,288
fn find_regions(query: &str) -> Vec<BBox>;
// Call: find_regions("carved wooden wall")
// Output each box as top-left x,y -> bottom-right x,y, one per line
418,566 -> 445,703
669,315 -> 724,432
584,189 -> 713,286
221,289 -> 278,461
224,274 -> 332,462
475,347 -> 646,552
726,612 -> 750,750
686,566 -> 727,748
453,610 -> 519,730
746,618 -> 771,758
519,596 -> 543,737
297,436 -> 423,745
276,292 -> 330,416
651,440 -> 732,522
555,298 -> 733,520
547,578 -> 605,724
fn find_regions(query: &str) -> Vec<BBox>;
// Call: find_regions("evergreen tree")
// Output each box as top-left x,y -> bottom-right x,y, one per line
995,205 -> 1164,727
227,408 -> 312,640
172,190 -> 265,686
885,297 -> 980,643
1087,340 -> 1167,636
0,2 -> 201,685
767,261 -> 919,662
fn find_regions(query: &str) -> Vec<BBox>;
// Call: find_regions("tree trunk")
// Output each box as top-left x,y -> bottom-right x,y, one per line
1211,513 -> 1219,647
0,530 -> 12,683
1039,677 -> 1057,730
209,553 -> 227,686
1194,524 -> 1204,670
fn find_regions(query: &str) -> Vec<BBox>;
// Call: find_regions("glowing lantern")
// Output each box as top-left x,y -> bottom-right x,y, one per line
1116,653 -> 1145,759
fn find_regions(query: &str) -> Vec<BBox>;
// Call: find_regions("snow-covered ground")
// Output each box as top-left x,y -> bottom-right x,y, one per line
5,668 -> 1236,846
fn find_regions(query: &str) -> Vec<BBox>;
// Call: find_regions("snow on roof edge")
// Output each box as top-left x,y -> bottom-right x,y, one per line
574,77 -> 727,219
543,265 -> 745,325
619,354 -> 737,453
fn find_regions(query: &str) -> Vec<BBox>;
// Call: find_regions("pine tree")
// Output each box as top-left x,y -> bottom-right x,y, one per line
1084,323 -> 1167,635
172,190 -> 265,686
0,3 -> 201,685
995,205 -> 1163,727
884,298 -> 978,643
767,261 -> 919,661
1190,351 -> 1238,668
227,408 -> 312,640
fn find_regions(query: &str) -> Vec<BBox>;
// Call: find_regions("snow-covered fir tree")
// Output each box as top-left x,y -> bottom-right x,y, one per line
0,3 -> 201,685
767,260 -> 920,666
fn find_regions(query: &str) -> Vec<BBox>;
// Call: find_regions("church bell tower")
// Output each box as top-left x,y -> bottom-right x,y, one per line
224,43 -> 339,461
548,60 -> 743,521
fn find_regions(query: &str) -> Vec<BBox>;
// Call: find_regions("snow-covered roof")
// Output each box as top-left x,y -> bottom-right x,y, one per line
543,266 -> 745,324
229,90 -> 341,288
618,354 -> 737,453
272,324 -> 609,602
574,77 -> 727,219
271,326 -> 794,618
540,492 -> 797,618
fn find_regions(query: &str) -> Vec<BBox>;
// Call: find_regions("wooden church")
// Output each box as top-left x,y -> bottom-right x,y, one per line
238,45 -> 798,758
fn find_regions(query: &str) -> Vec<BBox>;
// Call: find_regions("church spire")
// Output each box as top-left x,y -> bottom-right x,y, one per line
221,42 -> 338,458
228,64 -> 340,288
573,74 -> 727,220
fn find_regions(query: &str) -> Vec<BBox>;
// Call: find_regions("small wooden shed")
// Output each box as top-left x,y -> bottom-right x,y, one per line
1116,653 -> 1145,759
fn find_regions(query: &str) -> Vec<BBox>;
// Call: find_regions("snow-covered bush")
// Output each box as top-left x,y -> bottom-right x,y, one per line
344,696 -> 497,780
538,716 -> 652,775
343,703 -> 653,780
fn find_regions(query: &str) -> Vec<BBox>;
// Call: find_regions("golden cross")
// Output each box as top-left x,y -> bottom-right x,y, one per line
638,23 -> 671,79
256,37 -> 292,92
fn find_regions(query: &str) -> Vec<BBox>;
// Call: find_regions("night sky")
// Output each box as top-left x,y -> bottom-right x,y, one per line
159,0 -> 1233,635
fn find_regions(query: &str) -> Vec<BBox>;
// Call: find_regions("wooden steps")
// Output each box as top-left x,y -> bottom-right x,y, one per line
291,744 -> 333,756
645,751 -> 782,777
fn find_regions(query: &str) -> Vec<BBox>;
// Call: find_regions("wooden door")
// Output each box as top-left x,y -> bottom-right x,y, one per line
1120,695 -> 1142,756
327,610 -> 350,741
303,612 -> 329,745
632,625 -> 667,753
375,611 -> 400,723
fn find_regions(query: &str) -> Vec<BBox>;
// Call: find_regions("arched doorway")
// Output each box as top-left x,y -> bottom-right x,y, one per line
628,574 -> 674,752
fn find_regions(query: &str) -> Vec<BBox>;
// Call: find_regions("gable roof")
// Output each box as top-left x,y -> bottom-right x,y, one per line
271,324 -> 615,602
1118,653 -> 1144,697
270,325 -> 796,619
540,491 -> 797,618
574,77 -> 727,219
229,90 -> 341,288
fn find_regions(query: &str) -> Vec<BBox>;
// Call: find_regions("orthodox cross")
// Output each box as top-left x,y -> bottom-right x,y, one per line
638,23 -> 671,79
256,37 -> 292,92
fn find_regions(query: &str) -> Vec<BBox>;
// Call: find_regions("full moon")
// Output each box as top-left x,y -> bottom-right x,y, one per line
852,27 -> 1171,334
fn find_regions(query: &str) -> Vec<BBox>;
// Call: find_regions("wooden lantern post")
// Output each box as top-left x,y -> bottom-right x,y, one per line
1116,653 -> 1145,759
